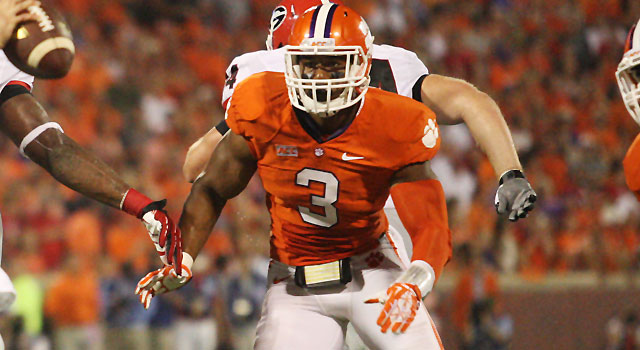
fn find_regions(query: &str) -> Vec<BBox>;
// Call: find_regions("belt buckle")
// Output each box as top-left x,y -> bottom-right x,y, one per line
294,258 -> 352,288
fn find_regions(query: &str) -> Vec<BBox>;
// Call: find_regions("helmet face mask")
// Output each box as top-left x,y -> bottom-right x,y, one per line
617,21 -> 640,125
284,4 -> 373,117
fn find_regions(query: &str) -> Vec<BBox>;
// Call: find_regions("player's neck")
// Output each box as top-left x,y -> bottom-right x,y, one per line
309,102 -> 360,136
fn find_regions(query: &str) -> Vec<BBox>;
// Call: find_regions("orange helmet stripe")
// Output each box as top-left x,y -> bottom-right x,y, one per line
625,24 -> 637,53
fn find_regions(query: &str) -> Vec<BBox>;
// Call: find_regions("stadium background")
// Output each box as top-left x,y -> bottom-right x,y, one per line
1,0 -> 640,349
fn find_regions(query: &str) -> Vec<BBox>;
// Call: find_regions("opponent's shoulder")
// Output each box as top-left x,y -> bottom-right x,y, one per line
373,44 -> 427,69
222,48 -> 286,106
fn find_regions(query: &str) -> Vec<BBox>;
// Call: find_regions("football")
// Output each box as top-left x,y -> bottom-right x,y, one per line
3,1 -> 75,79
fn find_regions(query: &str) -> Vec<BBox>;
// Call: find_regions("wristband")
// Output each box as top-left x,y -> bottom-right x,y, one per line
498,169 -> 525,185
395,260 -> 435,299
121,188 -> 152,218
182,252 -> 194,271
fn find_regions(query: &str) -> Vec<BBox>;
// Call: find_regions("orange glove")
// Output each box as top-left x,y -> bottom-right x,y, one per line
135,252 -> 193,309
366,282 -> 422,333
365,260 -> 435,333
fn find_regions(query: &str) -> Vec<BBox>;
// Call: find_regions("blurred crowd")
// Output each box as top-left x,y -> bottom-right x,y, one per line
0,0 -> 638,349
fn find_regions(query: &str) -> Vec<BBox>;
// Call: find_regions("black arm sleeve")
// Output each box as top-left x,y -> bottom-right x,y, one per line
411,74 -> 429,102
0,84 -> 31,107
215,120 -> 230,135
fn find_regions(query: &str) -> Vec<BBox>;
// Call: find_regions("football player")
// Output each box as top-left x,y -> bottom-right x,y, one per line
617,18 -> 640,200
137,5 -> 448,349
183,0 -> 536,225
0,0 -> 181,313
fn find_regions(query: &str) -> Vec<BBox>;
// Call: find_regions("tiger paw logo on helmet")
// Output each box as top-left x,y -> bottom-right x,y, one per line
422,119 -> 439,149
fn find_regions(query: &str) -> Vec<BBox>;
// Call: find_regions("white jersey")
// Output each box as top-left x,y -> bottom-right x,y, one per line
221,45 -> 430,210
222,44 -> 429,107
0,51 -> 34,92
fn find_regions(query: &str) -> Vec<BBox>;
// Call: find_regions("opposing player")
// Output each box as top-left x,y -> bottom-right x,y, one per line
617,18 -> 640,200
183,0 -> 536,225
0,0 -> 181,313
138,5 -> 447,349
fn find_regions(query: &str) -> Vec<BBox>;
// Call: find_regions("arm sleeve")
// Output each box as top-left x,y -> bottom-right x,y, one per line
390,179 -> 451,282
0,83 -> 31,106
215,120 -> 230,135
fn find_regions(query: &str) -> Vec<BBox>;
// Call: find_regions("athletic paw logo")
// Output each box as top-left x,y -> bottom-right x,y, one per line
366,252 -> 385,268
422,119 -> 439,149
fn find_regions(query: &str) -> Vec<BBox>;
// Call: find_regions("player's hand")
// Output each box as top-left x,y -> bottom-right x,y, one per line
365,283 -> 422,333
140,200 -> 183,270
365,260 -> 435,334
121,189 -> 183,271
135,253 -> 193,310
0,0 -> 39,48
495,170 -> 537,221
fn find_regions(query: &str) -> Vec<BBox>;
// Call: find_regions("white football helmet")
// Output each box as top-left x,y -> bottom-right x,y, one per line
616,18 -> 640,125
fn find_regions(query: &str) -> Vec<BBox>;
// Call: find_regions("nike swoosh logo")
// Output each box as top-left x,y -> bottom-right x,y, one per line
342,153 -> 364,161
273,276 -> 290,284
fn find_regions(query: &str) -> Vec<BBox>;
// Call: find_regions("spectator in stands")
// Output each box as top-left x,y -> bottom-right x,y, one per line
44,255 -> 101,350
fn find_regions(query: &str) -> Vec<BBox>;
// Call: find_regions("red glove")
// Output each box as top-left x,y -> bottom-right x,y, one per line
121,189 -> 182,272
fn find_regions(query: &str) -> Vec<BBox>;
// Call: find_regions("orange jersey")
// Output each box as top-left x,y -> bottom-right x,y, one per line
624,133 -> 640,200
226,72 -> 440,265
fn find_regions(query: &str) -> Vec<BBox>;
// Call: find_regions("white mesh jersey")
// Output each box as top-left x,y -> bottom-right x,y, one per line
221,45 -> 430,210
0,51 -> 34,92
222,44 -> 429,108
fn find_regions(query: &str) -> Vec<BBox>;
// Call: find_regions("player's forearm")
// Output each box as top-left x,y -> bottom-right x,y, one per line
459,90 -> 522,179
183,128 -> 223,182
38,134 -> 130,208
179,181 -> 227,259
390,179 -> 451,282
421,75 -> 522,179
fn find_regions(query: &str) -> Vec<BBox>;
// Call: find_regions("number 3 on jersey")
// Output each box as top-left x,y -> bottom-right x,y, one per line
296,168 -> 339,228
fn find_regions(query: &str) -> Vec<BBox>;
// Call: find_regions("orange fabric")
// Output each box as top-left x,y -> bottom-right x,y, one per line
624,133 -> 640,200
390,179 -> 451,282
226,72 -> 440,265
452,269 -> 499,332
64,210 -> 101,258
45,270 -> 100,326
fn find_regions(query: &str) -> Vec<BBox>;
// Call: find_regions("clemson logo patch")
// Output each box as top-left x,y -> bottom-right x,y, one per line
422,119 -> 439,149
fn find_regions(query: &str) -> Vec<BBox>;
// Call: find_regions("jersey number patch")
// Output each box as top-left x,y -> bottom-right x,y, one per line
225,64 -> 239,89
369,59 -> 397,93
296,168 -> 339,228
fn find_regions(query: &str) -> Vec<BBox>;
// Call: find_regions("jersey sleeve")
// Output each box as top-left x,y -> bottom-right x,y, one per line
0,51 -> 34,93
224,72 -> 288,160
222,48 -> 286,108
374,45 -> 428,99
391,102 -> 440,169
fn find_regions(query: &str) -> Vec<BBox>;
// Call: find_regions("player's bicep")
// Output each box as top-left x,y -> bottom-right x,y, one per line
390,160 -> 438,187
421,74 -> 477,125
196,129 -> 257,200
0,92 -> 63,157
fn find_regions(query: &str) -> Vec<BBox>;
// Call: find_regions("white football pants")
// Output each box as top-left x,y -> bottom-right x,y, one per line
254,230 -> 443,350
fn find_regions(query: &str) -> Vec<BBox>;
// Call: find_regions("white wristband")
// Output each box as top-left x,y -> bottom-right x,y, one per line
395,260 -> 436,298
182,252 -> 194,270
19,122 -> 64,157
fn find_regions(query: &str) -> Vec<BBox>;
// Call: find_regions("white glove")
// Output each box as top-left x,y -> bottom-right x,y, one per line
135,252 -> 193,309
365,260 -> 435,333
